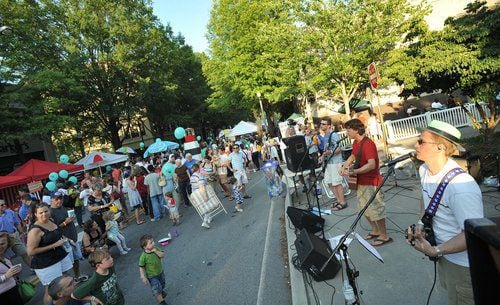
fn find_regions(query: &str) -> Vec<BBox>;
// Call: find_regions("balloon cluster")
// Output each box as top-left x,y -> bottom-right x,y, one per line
45,170 -> 78,191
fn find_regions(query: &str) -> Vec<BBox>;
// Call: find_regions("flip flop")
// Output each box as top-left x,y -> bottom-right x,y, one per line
331,202 -> 348,211
371,237 -> 393,247
363,233 -> 380,240
136,221 -> 145,225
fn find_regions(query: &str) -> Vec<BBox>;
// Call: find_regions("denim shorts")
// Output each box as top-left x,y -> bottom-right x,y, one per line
147,271 -> 165,296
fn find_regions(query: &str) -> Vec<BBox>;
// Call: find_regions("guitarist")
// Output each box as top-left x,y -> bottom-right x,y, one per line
407,120 -> 483,305
339,118 -> 392,247
318,117 -> 347,211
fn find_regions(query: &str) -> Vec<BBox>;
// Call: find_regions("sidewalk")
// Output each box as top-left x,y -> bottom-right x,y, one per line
284,126 -> 500,305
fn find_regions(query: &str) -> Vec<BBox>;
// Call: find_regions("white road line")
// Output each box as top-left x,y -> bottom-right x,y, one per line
256,197 -> 275,305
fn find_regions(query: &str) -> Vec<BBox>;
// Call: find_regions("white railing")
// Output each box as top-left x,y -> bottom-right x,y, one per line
384,103 -> 490,143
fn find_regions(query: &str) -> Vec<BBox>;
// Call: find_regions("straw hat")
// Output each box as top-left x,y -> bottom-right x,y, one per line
421,120 -> 465,151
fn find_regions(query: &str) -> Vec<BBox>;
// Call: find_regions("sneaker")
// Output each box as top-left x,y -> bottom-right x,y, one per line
150,218 -> 155,222
161,291 -> 168,298
120,250 -> 129,255
207,215 -> 213,224
201,222 -> 210,229
124,247 -> 132,252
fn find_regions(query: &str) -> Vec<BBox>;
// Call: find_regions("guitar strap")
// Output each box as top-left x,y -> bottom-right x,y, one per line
353,137 -> 368,169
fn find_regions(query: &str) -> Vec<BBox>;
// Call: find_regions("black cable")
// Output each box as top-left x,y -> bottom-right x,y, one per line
323,280 -> 337,305
426,260 -> 438,305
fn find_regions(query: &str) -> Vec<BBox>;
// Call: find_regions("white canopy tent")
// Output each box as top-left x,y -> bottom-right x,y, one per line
75,151 -> 128,170
228,121 -> 258,137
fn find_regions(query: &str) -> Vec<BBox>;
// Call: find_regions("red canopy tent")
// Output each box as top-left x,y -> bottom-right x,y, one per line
0,175 -> 31,190
7,159 -> 84,182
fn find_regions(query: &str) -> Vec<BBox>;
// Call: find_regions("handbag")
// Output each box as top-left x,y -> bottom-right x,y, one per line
158,175 -> 167,187
18,280 -> 36,303
0,259 -> 36,304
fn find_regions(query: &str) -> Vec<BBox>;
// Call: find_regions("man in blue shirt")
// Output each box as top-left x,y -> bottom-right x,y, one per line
183,153 -> 197,174
228,145 -> 251,199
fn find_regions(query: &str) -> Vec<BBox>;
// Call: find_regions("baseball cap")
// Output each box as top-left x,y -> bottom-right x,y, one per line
50,191 -> 64,199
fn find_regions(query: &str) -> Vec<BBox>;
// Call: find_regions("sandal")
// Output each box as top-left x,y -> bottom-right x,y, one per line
136,220 -> 145,225
363,233 -> 380,240
331,202 -> 348,211
371,237 -> 393,247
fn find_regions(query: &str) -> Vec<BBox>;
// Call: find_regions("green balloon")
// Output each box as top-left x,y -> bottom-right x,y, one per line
46,181 -> 56,191
68,176 -> 78,184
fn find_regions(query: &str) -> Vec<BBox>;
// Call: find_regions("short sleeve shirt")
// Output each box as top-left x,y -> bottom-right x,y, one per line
324,131 -> 343,164
144,173 -> 163,197
228,151 -> 245,171
351,137 -> 382,186
138,247 -> 164,277
0,209 -> 20,233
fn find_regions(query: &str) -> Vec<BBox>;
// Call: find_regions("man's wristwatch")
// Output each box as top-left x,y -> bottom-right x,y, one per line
434,246 -> 443,258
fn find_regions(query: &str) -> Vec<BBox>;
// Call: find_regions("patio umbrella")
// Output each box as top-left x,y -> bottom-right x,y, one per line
143,140 -> 179,158
116,146 -> 137,154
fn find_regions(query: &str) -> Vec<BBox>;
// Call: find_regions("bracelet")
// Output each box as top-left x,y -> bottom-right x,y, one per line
0,275 -> 6,282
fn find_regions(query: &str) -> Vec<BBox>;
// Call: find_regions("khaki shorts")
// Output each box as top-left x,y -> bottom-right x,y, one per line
438,257 -> 474,305
218,174 -> 228,184
356,184 -> 386,221
324,163 -> 343,186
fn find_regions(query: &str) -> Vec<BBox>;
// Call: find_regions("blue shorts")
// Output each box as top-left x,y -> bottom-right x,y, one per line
147,272 -> 165,296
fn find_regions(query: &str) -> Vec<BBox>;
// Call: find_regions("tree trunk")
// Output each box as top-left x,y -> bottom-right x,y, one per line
340,82 -> 351,117
108,121 -> 122,150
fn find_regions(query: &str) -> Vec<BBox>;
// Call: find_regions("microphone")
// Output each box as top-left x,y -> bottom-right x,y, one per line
380,152 -> 416,168
336,135 -> 348,144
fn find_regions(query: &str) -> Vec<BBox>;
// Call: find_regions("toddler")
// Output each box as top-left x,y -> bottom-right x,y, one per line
229,177 -> 243,212
139,235 -> 168,305
102,211 -> 131,255
164,192 -> 180,225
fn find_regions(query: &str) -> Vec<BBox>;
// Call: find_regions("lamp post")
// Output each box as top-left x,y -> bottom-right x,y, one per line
75,132 -> 85,158
256,91 -> 267,129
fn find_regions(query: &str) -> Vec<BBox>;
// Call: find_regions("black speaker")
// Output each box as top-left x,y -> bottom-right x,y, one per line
287,206 -> 324,234
283,135 -> 312,172
294,228 -> 341,281
465,217 -> 500,305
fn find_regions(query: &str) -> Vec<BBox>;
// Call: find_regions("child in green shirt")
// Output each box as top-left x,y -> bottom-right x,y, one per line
139,234 -> 168,305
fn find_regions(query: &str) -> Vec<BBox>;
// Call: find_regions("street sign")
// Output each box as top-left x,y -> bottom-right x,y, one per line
368,62 -> 379,90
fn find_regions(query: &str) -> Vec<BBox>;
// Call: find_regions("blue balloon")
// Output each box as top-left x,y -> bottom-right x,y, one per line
58,170 -> 69,179
196,135 -> 202,141
46,181 -> 56,191
60,154 -> 69,164
68,176 -> 78,184
106,165 -> 112,172
49,172 -> 59,181
140,142 -> 145,148
174,127 -> 186,140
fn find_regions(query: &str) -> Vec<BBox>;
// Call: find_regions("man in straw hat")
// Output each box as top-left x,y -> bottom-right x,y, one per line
408,120 -> 483,305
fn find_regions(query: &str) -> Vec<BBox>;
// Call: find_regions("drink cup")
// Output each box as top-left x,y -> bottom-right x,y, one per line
67,210 -> 75,218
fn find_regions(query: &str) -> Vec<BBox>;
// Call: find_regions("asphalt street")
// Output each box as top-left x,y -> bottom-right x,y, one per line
25,170 -> 291,305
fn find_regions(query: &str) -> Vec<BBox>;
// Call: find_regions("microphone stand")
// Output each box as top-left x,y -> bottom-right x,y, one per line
305,140 -> 341,241
319,164 -> 397,303
383,154 -> 413,192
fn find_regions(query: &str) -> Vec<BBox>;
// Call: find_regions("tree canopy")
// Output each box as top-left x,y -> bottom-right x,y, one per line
205,0 -> 427,116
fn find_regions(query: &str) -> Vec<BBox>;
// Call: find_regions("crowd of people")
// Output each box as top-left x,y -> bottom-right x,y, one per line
0,116 -> 485,305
